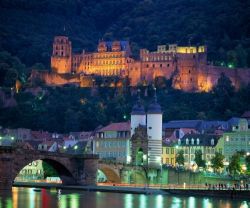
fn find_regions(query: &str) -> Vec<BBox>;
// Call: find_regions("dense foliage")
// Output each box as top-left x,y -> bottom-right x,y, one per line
0,0 -> 250,68
0,75 -> 250,133
0,0 -> 250,133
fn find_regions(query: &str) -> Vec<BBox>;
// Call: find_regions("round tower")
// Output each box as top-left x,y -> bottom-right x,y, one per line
131,90 -> 146,136
147,88 -> 162,168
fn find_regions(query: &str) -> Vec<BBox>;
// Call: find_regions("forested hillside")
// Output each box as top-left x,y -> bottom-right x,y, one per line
0,0 -> 250,69
0,0 -> 250,132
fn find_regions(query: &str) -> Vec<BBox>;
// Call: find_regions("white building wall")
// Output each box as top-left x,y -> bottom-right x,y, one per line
147,113 -> 162,167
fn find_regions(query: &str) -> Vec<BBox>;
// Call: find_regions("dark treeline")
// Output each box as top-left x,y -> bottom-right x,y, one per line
0,75 -> 250,133
0,0 -> 250,69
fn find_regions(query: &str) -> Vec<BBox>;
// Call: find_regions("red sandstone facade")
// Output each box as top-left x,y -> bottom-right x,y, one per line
32,36 -> 250,92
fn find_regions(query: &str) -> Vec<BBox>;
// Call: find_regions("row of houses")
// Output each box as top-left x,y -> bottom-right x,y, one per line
1,110 -> 250,175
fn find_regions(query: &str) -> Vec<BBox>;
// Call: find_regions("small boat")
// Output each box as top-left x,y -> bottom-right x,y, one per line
33,188 -> 41,192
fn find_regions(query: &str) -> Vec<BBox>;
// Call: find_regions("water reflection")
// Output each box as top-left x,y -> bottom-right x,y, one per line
0,187 -> 249,208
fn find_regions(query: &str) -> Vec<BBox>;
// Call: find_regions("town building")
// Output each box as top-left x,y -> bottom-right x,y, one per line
93,122 -> 131,163
177,134 -> 219,168
162,141 -> 176,166
216,118 -> 250,163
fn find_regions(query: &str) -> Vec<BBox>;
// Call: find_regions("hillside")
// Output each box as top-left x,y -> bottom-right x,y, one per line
0,0 -> 250,69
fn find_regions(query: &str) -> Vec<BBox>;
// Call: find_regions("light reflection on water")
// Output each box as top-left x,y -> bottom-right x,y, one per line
0,187 -> 249,208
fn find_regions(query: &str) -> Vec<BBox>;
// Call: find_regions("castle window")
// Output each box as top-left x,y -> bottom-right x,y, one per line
190,78 -> 192,82
146,64 -> 149,68
186,138 -> 189,145
167,64 -> 170,67
152,64 -> 155,68
160,64 -> 162,68
193,55 -> 196,58
61,46 -> 64,50
189,70 -> 191,74
211,139 -> 214,145
61,52 -> 64,56
190,49 -> 193,53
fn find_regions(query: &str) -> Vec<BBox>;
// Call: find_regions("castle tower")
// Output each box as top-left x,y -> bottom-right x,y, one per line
147,88 -> 162,168
175,45 -> 207,91
131,90 -> 146,136
51,36 -> 72,74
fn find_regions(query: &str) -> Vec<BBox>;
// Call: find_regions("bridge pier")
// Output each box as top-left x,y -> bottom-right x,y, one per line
75,158 -> 98,185
0,150 -> 13,190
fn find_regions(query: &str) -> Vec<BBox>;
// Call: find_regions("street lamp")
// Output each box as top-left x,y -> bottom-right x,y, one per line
74,145 -> 78,154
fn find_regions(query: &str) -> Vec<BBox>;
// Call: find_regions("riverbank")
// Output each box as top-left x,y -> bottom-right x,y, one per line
13,182 -> 166,195
13,182 -> 250,199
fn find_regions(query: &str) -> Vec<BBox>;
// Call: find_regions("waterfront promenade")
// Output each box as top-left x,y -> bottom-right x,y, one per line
13,182 -> 250,200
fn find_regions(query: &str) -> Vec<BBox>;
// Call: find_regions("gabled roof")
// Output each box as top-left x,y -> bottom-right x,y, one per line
241,111 -> 250,119
180,134 -> 219,147
227,117 -> 241,127
163,120 -> 202,129
97,122 -> 130,132
105,41 -> 130,51
25,140 -> 41,150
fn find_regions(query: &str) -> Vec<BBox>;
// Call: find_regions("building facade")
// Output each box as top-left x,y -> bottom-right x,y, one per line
216,119 -> 250,163
162,142 -> 176,166
93,122 -> 131,163
178,134 -> 219,168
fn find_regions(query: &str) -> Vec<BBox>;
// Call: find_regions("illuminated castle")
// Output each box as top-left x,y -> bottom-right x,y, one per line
51,36 -> 132,76
31,36 -> 250,92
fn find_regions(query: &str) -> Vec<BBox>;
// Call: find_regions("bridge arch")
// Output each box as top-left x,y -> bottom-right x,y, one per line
14,157 -> 76,185
14,158 -> 75,185
0,146 -> 99,190
98,164 -> 121,183
129,169 -> 147,184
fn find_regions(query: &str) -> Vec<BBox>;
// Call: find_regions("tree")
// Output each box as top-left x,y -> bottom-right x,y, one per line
176,150 -> 184,166
211,152 -> 225,173
42,161 -> 58,178
246,155 -> 250,174
212,73 -> 235,116
194,150 -> 206,168
228,153 -> 241,176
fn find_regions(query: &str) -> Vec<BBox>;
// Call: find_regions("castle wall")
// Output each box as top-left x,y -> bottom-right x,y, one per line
200,66 -> 250,91
44,36 -> 250,91
31,70 -> 80,86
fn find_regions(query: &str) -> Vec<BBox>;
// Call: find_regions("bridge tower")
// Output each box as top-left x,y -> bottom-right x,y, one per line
131,90 -> 146,136
146,89 -> 162,168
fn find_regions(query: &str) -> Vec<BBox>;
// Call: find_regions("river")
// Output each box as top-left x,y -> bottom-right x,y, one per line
0,187 -> 249,208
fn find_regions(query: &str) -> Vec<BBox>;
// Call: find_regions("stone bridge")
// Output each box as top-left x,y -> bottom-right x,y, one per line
97,162 -> 159,184
0,146 -> 98,190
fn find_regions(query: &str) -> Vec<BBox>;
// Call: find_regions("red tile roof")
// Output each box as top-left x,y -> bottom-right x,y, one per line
241,111 -> 250,119
98,122 -> 130,132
